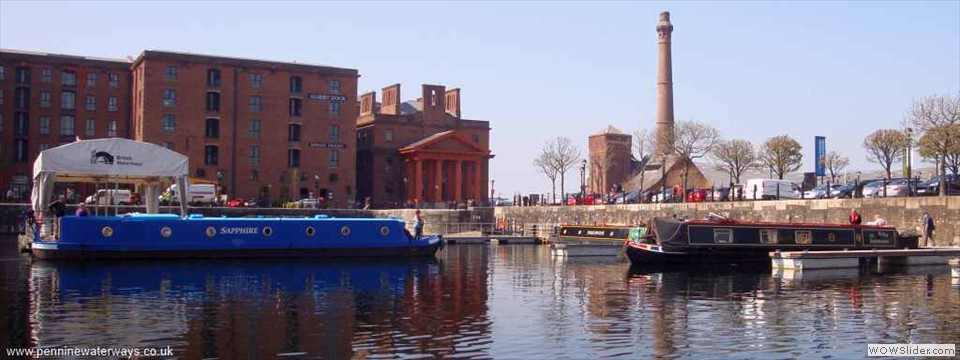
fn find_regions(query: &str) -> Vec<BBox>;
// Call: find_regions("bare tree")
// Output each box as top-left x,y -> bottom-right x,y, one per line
759,135 -> 803,180
711,139 -> 757,185
918,123 -> 960,195
631,129 -> 654,199
863,129 -> 908,180
545,137 -> 582,204
906,94 -> 959,132
907,95 -> 960,181
534,143 -> 559,204
822,151 -> 849,183
668,121 -> 720,199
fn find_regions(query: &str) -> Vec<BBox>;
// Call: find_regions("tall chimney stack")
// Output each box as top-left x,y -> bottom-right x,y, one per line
654,11 -> 675,156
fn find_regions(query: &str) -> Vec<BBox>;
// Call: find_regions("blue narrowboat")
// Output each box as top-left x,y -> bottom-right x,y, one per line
32,214 -> 442,260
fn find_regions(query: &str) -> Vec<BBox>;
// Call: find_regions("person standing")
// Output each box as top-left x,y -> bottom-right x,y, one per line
848,209 -> 862,225
413,210 -> 424,240
48,195 -> 67,239
921,211 -> 935,247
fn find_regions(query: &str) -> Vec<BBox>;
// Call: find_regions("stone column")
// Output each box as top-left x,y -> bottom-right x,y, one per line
414,159 -> 423,204
473,160 -> 481,201
434,159 -> 443,202
454,160 -> 463,202
654,11 -> 675,156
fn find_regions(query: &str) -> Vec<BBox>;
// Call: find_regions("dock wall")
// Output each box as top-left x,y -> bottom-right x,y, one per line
492,197 -> 960,247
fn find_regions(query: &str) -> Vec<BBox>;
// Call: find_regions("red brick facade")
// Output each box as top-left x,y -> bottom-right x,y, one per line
0,50 -> 131,200
356,84 -> 491,208
1,49 -> 358,207
587,127 -> 632,195
131,51 -> 358,207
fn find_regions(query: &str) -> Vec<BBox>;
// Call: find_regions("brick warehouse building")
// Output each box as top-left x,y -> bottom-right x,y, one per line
1,49 -> 358,207
0,50 -> 132,199
131,51 -> 357,207
357,84 -> 492,208
587,126 -> 633,196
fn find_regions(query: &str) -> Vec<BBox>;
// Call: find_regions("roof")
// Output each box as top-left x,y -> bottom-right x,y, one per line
623,154 -> 712,192
1,48 -> 131,67
399,100 -> 422,115
33,138 -> 189,181
398,130 -> 491,156
132,50 -> 358,75
400,130 -> 457,151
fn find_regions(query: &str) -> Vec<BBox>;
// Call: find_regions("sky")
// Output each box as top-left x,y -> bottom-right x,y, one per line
2,1 -> 958,197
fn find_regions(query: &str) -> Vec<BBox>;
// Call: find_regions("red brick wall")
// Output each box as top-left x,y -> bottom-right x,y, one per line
0,52 -> 131,199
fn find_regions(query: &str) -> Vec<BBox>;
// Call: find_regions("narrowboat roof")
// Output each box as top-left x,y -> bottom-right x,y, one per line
682,219 -> 895,230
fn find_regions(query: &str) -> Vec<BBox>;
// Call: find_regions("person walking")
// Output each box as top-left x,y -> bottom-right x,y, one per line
413,210 -> 424,241
921,211 -> 935,247
48,195 -> 67,239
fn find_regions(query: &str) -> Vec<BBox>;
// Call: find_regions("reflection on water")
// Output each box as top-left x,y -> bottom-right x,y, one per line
2,239 -> 959,358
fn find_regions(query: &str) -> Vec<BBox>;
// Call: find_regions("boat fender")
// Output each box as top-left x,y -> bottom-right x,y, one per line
305,226 -> 316,237
205,227 -> 217,238
160,226 -> 172,238
379,226 -> 390,237
101,226 -> 114,237
340,226 -> 351,237
262,226 -> 273,237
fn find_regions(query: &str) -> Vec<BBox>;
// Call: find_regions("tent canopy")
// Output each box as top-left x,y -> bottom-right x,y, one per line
32,138 -> 190,215
33,138 -> 188,181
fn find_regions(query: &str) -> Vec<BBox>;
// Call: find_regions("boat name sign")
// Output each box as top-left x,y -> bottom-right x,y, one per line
219,227 -> 259,235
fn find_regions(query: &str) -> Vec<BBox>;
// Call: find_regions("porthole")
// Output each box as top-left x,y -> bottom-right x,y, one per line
340,226 -> 351,237
827,233 -> 837,242
305,226 -> 316,237
262,226 -> 273,237
205,226 -> 217,238
160,226 -> 173,238
101,226 -> 114,237
379,226 -> 390,237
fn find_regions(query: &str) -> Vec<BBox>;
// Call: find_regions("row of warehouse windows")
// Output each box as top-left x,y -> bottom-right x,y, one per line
161,66 -> 340,94
200,145 -> 339,169
2,88 -> 118,112
0,113 -> 117,139
0,66 -> 120,88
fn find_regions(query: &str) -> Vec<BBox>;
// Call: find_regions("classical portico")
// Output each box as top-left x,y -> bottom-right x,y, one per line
399,130 -> 493,205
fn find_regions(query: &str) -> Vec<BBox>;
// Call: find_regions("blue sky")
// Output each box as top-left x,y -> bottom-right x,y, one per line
2,1 -> 957,196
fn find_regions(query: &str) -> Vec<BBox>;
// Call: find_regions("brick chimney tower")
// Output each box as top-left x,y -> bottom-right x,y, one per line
654,11 -> 675,156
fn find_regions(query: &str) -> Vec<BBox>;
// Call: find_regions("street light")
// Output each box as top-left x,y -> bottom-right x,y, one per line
216,170 -> 224,205
579,159 -> 587,202
313,174 -> 320,199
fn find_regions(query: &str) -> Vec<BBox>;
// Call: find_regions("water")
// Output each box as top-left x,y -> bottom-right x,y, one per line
2,237 -> 959,359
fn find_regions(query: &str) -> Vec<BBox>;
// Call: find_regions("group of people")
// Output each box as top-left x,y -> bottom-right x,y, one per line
849,208 -> 936,247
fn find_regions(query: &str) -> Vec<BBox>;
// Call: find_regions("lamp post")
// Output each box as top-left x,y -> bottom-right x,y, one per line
490,179 -> 495,204
216,170 -> 224,205
905,127 -> 913,195
856,171 -> 862,198
579,159 -> 587,202
313,174 -> 320,199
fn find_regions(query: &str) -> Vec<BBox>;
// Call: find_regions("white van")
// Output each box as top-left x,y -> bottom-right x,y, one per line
742,179 -> 801,200
85,189 -> 133,205
160,184 -> 217,205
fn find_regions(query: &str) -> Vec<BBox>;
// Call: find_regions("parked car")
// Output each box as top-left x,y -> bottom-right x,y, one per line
614,191 -> 641,204
296,198 -> 320,208
803,184 -> 842,199
85,189 -> 133,205
226,198 -> 246,208
860,179 -> 887,198
686,188 -> 708,202
742,179 -> 801,200
160,183 -> 217,206
830,183 -> 857,198
883,178 -> 921,197
916,174 -> 960,196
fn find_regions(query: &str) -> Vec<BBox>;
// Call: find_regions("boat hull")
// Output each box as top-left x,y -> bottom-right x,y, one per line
556,225 -> 639,257
32,214 -> 442,260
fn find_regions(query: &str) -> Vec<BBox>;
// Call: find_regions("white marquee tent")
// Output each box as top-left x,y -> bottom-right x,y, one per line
31,138 -> 190,217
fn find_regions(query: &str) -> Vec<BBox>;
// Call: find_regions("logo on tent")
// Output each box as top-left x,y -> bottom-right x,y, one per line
90,151 -> 115,165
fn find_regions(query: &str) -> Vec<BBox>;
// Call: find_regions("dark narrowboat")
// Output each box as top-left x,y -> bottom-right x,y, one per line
553,224 -> 645,257
626,216 -> 918,265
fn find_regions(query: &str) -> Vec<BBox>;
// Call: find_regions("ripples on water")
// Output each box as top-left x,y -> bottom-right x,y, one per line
1,238 -> 958,359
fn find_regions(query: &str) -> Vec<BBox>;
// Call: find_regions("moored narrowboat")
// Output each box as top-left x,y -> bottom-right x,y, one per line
32,213 -> 442,260
553,224 -> 646,257
626,216 -> 917,265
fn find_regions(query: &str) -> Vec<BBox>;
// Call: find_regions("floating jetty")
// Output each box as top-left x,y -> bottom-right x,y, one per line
771,249 -> 960,271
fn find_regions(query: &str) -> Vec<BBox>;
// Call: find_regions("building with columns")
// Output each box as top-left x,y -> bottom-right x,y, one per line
356,84 -> 492,208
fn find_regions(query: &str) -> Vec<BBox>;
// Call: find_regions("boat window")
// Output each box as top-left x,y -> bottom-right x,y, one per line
714,228 -> 733,244
795,230 -> 812,245
759,229 -> 778,244
865,231 -> 892,245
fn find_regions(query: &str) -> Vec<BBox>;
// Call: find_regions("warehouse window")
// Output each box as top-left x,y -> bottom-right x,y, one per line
288,124 -> 301,142
162,114 -> 176,132
289,98 -> 302,117
205,145 -> 219,165
287,149 -> 300,168
290,76 -> 302,93
61,70 -> 77,86
206,69 -> 221,87
206,92 -> 220,112
205,118 -> 219,138
60,115 -> 75,136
